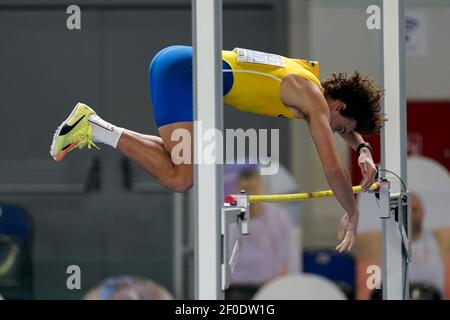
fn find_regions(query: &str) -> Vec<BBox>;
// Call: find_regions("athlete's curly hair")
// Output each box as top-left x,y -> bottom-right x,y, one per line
322,71 -> 386,135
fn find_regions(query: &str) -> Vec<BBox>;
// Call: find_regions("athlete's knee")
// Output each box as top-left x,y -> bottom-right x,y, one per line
172,170 -> 193,193
161,166 -> 192,193
165,178 -> 192,193
172,181 -> 192,193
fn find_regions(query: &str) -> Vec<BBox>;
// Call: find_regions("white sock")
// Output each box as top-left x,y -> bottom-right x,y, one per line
88,114 -> 124,148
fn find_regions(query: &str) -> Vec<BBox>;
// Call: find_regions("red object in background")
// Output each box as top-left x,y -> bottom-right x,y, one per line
224,194 -> 237,205
351,101 -> 450,185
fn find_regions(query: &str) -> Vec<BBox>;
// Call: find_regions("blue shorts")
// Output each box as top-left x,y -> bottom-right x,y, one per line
149,45 -> 234,127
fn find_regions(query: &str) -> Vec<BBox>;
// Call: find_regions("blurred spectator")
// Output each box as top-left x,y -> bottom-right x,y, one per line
226,169 -> 293,299
356,192 -> 450,299
84,275 -> 173,300
408,192 -> 448,298
370,283 -> 442,300
224,161 -> 302,274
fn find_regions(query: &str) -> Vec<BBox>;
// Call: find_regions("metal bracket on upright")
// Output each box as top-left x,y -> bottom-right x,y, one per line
221,191 -> 250,290
378,176 -> 411,299
389,192 -> 411,262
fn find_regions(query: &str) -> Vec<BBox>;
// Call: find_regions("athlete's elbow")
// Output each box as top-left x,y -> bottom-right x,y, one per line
324,163 -> 343,178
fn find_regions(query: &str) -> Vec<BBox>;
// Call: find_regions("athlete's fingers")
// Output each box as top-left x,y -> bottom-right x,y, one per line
363,165 -> 377,190
347,237 -> 355,252
335,241 -> 344,252
361,175 -> 371,191
360,161 -> 368,175
336,233 -> 349,253
337,215 -> 347,240
360,162 -> 371,191
337,223 -> 345,241
336,239 -> 347,253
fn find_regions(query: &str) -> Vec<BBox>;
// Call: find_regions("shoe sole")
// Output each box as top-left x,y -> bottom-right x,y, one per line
50,103 -> 86,161
54,142 -> 79,161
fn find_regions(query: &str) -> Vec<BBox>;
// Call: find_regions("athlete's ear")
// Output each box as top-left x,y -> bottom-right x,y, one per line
335,100 -> 346,112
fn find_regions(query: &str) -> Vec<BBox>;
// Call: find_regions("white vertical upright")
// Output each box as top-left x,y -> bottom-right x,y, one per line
381,0 -> 408,300
172,193 -> 184,299
192,0 -> 224,299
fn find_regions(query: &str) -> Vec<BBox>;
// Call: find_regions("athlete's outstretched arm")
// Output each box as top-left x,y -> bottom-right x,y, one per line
306,105 -> 359,252
280,75 -> 359,252
339,131 -> 377,190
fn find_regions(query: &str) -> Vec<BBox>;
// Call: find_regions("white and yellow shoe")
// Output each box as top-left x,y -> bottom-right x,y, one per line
50,102 -> 98,161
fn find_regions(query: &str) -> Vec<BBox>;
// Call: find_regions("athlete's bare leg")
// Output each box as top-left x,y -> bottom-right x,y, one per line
117,122 -> 193,192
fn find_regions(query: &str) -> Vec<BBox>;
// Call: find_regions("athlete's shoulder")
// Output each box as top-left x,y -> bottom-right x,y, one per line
280,74 -> 323,111
281,74 -> 322,95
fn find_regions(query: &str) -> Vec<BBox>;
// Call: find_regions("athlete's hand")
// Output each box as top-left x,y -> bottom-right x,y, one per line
336,213 -> 358,253
358,150 -> 377,191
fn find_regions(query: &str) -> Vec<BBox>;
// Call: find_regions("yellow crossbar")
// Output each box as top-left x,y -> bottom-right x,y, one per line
248,183 -> 379,203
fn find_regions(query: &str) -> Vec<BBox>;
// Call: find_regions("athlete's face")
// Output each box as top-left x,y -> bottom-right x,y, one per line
327,99 -> 357,134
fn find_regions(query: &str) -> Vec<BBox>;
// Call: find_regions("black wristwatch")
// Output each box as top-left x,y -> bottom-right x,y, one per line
357,142 -> 372,155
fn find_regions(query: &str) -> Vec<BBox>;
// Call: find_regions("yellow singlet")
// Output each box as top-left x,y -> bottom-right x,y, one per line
222,48 -> 322,119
